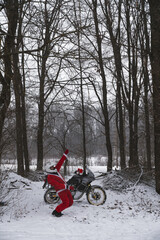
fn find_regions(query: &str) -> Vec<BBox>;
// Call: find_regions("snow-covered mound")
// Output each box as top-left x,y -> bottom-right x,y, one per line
0,171 -> 44,220
102,167 -> 155,191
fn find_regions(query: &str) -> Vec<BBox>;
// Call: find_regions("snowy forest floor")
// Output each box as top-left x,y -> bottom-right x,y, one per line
0,167 -> 160,240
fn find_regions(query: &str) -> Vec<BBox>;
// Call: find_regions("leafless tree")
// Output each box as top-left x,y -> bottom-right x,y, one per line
0,0 -> 17,162
139,0 -> 152,170
148,0 -> 160,194
32,0 -> 66,170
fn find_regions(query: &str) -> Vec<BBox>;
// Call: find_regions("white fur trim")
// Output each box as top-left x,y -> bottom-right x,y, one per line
57,186 -> 67,194
63,153 -> 68,158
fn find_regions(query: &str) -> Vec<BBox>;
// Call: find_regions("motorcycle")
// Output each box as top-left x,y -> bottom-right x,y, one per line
43,167 -> 106,206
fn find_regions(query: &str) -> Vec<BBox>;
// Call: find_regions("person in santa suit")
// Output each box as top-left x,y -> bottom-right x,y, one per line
46,149 -> 73,217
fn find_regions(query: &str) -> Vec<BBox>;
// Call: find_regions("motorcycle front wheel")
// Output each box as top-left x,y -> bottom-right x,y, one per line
44,188 -> 60,204
87,185 -> 106,206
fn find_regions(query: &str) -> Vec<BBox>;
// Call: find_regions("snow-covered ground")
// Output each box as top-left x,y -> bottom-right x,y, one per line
0,168 -> 160,240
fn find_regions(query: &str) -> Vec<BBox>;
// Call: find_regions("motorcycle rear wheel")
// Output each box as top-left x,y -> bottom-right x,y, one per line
87,185 -> 106,206
44,188 -> 60,204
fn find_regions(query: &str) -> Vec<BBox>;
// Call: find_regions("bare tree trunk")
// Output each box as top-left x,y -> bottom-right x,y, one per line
37,72 -> 45,170
73,0 -> 87,173
124,0 -> 140,168
92,0 -> 112,171
1,0 -> 26,176
103,0 -> 126,169
36,9 -> 51,170
143,72 -> 152,170
148,0 -> 160,194
79,44 -> 87,172
36,0 -> 63,170
131,47 -> 140,168
19,3 -> 30,173
12,51 -> 24,176
21,50 -> 30,172
12,0 -> 30,176
0,0 -> 17,159
140,0 -> 152,170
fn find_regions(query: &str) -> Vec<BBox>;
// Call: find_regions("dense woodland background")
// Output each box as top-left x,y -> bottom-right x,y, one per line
0,0 -> 160,193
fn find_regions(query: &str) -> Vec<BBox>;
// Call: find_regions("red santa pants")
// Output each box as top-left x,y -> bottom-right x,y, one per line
55,189 -> 73,213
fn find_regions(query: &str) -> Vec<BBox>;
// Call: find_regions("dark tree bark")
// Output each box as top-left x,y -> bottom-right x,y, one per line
0,0 -> 17,160
37,57 -> 46,170
1,1 -> 33,174
21,46 -> 30,173
122,0 -> 141,167
12,0 -> 31,176
148,0 -> 160,194
19,2 -> 30,173
103,0 -> 126,169
36,3 -> 52,170
36,0 -> 63,170
12,52 -> 24,176
140,0 -> 151,170
92,0 -> 113,171
73,0 -> 87,173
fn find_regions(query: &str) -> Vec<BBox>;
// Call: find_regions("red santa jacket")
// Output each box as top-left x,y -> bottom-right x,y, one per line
47,149 -> 68,193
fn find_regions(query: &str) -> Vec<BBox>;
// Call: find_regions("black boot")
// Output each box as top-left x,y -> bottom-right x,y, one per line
52,210 -> 63,217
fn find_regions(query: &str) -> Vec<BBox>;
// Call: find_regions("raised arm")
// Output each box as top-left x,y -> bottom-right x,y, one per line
55,149 -> 69,172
